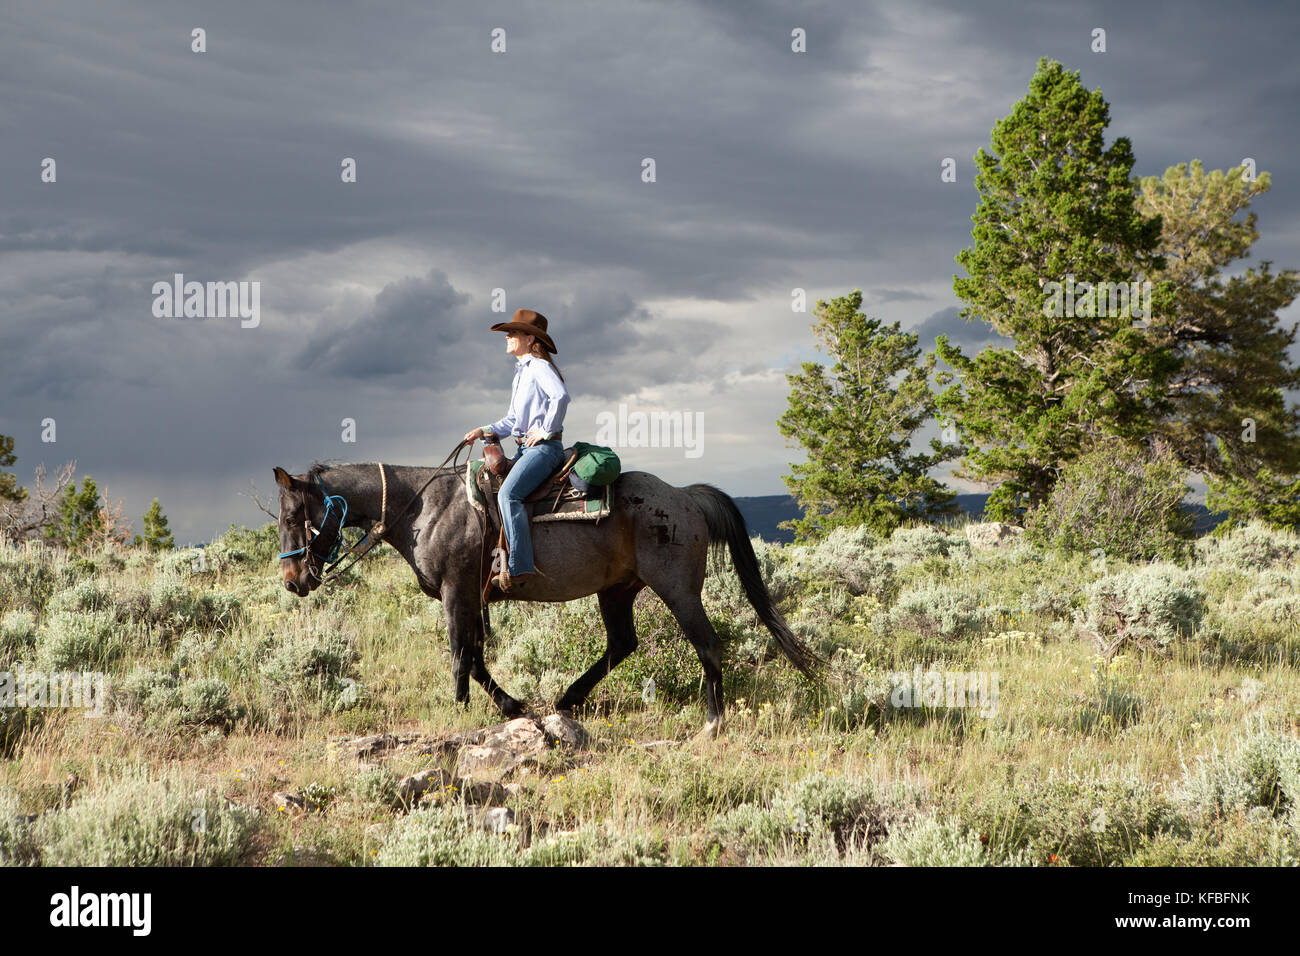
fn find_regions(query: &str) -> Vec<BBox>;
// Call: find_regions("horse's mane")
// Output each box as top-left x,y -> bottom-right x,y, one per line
307,459 -> 463,479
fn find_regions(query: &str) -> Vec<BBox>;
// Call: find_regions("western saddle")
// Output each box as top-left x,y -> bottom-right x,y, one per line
480,433 -> 583,506
475,434 -> 607,601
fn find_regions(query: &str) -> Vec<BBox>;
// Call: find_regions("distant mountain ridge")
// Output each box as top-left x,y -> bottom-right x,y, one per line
733,493 -> 1228,544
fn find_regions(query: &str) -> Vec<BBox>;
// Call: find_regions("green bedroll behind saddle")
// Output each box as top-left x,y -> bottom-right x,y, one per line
571,442 -> 621,486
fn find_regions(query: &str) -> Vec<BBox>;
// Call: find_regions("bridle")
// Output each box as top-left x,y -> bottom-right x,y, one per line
277,440 -> 472,588
276,472 -> 358,581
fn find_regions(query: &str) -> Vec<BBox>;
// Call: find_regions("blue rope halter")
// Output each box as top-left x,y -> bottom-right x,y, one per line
277,474 -> 348,563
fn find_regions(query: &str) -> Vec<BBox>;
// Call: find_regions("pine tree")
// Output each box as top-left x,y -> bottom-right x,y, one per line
0,435 -> 26,505
132,498 -> 175,551
778,290 -> 957,540
1131,160 -> 1300,527
44,476 -> 105,550
1205,468 -> 1300,530
936,58 -> 1170,520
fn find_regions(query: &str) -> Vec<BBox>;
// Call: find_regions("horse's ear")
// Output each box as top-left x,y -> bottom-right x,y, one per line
273,467 -> 295,489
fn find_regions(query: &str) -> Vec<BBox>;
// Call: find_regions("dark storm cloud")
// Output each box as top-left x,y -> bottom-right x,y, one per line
910,307 -> 1013,350
873,289 -> 932,303
292,269 -> 472,380
1,0 -> 1297,541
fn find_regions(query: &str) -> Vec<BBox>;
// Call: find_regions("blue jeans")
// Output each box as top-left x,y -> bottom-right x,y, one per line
498,439 -> 565,576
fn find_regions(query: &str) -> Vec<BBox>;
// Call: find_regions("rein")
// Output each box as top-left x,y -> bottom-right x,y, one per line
279,439 -> 473,587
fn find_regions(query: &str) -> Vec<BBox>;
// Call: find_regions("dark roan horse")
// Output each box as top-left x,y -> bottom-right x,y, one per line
273,448 -> 821,737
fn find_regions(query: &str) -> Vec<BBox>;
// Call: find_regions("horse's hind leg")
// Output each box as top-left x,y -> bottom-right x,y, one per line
557,582 -> 644,713
657,590 -> 725,738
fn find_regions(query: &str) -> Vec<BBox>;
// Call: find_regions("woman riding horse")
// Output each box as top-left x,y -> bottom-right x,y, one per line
462,309 -> 569,592
275,308 -> 821,736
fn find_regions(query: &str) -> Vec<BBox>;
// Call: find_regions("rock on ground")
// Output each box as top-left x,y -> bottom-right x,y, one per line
273,791 -> 306,812
396,768 -> 455,805
335,713 -> 592,792
455,718 -> 548,783
463,806 -> 515,833
541,713 -> 588,750
333,730 -> 479,765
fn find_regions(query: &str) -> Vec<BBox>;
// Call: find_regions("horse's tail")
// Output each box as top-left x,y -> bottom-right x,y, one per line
683,483 -> 823,680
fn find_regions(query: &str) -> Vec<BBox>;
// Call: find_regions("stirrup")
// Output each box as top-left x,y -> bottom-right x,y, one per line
495,565 -> 547,592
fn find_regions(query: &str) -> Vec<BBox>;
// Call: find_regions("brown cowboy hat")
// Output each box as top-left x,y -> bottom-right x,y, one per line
490,308 -> 557,354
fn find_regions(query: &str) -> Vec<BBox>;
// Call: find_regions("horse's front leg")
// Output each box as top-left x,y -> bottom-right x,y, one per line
446,587 -> 526,718
450,626 -> 472,707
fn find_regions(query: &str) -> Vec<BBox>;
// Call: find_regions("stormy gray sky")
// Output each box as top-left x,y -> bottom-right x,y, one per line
2,0 -> 1298,544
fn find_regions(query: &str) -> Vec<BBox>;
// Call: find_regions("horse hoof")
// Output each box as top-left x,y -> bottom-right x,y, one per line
498,698 -> 526,719
694,717 -> 724,742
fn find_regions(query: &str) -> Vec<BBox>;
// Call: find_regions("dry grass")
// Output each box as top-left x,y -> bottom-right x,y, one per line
2,521 -> 1299,866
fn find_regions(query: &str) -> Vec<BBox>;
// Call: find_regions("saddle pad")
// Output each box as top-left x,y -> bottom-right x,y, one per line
467,459 -> 612,522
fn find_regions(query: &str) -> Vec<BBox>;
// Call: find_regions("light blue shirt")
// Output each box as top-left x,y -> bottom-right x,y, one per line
488,355 -> 570,438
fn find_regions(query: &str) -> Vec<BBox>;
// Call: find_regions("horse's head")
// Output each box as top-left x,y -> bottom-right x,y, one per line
273,466 -> 331,596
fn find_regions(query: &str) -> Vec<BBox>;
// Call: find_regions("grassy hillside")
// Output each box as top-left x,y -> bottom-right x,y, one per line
2,519 -> 1299,866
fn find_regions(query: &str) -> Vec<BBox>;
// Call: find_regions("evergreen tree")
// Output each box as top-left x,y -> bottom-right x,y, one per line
0,435 -> 26,505
44,476 -> 105,550
778,290 -> 957,540
936,58 -> 1170,520
1205,468 -> 1300,530
132,498 -> 175,551
1131,160 -> 1300,527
